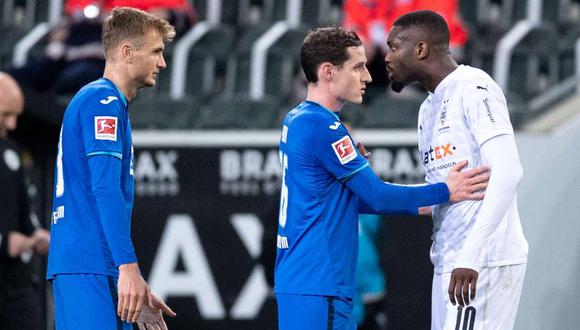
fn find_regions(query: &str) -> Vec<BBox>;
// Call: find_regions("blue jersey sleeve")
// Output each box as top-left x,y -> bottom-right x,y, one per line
88,155 -> 137,267
347,166 -> 449,215
79,92 -> 125,160
310,118 -> 369,181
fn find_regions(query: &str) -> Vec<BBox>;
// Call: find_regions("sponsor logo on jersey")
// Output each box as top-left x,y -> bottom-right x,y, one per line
100,96 -> 118,104
332,136 -> 356,165
94,116 -> 118,141
422,143 -> 456,165
482,98 -> 495,123
440,99 -> 449,126
329,121 -> 341,130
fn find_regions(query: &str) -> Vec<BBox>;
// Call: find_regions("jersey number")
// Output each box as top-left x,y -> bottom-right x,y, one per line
278,152 -> 288,228
55,128 -> 64,197
455,306 -> 476,330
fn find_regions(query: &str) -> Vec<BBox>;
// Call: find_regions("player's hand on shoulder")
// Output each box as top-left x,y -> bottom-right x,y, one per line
445,160 -> 489,203
118,263 -> 150,323
448,267 -> 479,307
136,293 -> 176,330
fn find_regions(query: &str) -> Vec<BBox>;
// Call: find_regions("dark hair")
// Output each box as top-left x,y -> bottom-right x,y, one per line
392,10 -> 450,46
300,26 -> 362,83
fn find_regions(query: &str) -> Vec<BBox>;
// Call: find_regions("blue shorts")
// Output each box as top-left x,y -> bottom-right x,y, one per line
51,274 -> 132,330
276,293 -> 356,330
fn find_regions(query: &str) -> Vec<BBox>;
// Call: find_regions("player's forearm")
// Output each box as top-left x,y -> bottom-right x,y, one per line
89,155 -> 137,267
348,166 -> 449,215
455,135 -> 523,271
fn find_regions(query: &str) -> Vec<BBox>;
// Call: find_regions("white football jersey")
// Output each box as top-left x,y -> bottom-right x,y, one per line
418,65 -> 528,274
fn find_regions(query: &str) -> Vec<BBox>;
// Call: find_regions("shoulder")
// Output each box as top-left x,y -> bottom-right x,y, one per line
69,80 -> 125,116
454,66 -> 504,97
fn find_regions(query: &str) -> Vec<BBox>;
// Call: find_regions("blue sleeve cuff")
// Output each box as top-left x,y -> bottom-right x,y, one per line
87,151 -> 123,160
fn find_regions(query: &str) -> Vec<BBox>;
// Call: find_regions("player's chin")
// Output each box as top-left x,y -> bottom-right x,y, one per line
348,94 -> 364,104
144,77 -> 157,87
390,80 -> 405,93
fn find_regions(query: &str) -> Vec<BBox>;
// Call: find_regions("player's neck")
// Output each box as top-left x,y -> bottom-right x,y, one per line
422,57 -> 458,93
103,64 -> 137,101
306,85 -> 343,113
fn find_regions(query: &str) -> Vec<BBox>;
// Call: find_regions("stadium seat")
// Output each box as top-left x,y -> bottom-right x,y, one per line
196,96 -> 280,129
508,25 -> 559,99
130,94 -> 201,129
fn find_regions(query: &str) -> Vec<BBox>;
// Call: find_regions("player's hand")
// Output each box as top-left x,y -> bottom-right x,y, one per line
32,228 -> 50,255
448,268 -> 479,306
118,263 -> 149,323
136,293 -> 176,330
7,231 -> 34,257
356,142 -> 372,160
445,160 -> 489,203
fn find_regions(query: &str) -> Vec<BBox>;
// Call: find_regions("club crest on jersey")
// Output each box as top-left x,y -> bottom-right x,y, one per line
332,136 -> 356,164
95,116 -> 118,141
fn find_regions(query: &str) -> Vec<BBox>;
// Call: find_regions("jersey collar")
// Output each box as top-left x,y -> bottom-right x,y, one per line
304,100 -> 340,121
431,64 -> 465,98
101,78 -> 128,108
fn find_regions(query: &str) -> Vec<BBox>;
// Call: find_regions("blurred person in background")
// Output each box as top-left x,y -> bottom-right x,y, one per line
0,72 -> 50,330
9,0 -> 195,96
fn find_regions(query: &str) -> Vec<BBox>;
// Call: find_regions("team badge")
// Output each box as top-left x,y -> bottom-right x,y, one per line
95,116 -> 118,141
331,136 -> 356,164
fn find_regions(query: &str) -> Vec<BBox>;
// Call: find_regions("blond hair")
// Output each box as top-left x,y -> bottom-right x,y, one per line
102,7 -> 175,58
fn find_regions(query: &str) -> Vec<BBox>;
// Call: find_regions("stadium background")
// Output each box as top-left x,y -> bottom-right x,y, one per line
2,0 -> 580,329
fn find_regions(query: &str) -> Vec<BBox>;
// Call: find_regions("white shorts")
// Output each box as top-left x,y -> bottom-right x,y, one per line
432,264 -> 526,330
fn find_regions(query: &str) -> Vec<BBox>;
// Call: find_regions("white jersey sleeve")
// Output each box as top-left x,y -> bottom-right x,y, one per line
453,134 -> 524,271
461,82 -> 514,146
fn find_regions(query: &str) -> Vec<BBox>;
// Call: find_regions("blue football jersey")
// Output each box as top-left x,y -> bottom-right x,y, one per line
48,78 -> 135,279
274,101 -> 369,298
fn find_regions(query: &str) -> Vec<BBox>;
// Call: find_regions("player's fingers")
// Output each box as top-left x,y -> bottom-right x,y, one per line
450,160 -> 468,172
132,293 -> 145,323
137,323 -> 146,330
159,319 -> 169,330
469,182 -> 488,192
464,165 -> 489,178
159,299 -> 177,317
468,173 -> 490,185
462,279 -> 470,306
448,276 -> 457,305
119,293 -> 129,320
148,290 -> 155,310
126,291 -> 142,323
470,277 -> 477,301
456,280 -> 464,307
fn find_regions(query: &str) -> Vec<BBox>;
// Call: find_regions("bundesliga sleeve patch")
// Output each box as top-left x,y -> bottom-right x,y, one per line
94,116 -> 118,141
331,136 -> 357,165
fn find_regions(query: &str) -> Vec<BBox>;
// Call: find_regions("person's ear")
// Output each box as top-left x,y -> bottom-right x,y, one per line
319,62 -> 334,82
121,43 -> 133,64
416,41 -> 429,60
